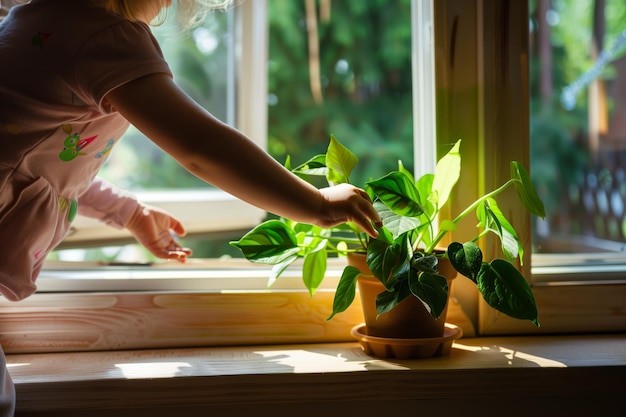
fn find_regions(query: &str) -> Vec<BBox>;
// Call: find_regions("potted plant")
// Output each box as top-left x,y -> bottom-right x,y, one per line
231,135 -> 545,354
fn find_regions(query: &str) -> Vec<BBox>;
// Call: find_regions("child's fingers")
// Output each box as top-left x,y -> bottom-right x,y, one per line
169,217 -> 187,237
149,240 -> 192,262
166,249 -> 190,263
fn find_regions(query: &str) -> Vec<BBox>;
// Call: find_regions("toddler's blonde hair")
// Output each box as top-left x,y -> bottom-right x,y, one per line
104,0 -> 234,31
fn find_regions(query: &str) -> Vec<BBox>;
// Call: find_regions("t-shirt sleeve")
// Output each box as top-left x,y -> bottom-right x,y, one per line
77,177 -> 139,229
73,20 -> 172,112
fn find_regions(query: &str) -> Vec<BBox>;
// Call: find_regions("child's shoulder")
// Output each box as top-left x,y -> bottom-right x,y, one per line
2,0 -> 154,56
6,0 -> 132,35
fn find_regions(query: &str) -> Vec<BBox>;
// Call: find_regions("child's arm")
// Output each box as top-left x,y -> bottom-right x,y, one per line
78,178 -> 191,262
105,73 -> 381,237
77,177 -> 140,229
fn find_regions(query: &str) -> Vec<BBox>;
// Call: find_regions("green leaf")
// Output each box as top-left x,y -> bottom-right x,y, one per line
439,219 -> 457,232
327,266 -> 361,320
366,233 -> 409,288
295,225 -> 329,257
375,280 -> 412,316
415,172 -> 434,195
302,249 -> 327,296
477,259 -> 539,326
229,220 -> 300,264
477,199 -> 523,262
290,154 -> 328,178
415,173 -> 436,217
372,225 -> 395,244
510,161 -> 546,218
387,260 -> 410,290
431,140 -> 461,209
367,171 -> 424,217
447,241 -> 482,282
267,255 -> 299,287
397,160 -> 414,179
374,201 -> 421,239
410,253 -> 438,274
326,134 -> 358,185
408,270 -> 449,318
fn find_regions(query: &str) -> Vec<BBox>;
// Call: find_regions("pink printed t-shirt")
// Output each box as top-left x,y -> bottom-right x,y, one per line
0,0 -> 172,300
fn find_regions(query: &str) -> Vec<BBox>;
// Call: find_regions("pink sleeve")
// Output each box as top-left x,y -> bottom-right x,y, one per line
73,20 -> 172,112
77,178 -> 139,229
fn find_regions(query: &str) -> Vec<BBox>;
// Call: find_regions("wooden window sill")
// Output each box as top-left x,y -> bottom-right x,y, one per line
7,333 -> 626,417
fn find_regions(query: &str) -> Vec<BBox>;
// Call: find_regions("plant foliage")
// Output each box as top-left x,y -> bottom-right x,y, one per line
231,136 -> 545,326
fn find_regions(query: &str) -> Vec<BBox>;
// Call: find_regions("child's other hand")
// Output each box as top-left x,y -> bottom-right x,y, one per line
125,204 -> 192,262
318,184 -> 382,238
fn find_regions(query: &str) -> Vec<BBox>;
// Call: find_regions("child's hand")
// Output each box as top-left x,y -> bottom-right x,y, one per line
318,184 -> 382,238
125,204 -> 192,262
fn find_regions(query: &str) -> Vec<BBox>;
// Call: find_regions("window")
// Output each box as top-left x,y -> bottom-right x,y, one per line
530,0 -> 626,257
434,0 -> 626,335
2,1 -> 624,356
529,0 -> 626,288
523,0 -> 626,334
39,0 -> 417,294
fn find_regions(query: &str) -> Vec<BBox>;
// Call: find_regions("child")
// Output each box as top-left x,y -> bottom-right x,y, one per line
0,0 -> 382,414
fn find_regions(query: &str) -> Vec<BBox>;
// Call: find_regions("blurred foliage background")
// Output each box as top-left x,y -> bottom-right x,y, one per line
266,0 -> 413,188
529,0 -> 626,251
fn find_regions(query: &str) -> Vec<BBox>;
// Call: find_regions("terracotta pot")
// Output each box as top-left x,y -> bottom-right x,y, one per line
348,252 -> 457,339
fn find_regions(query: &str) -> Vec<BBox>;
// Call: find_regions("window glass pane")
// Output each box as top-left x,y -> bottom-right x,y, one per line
530,0 -> 626,255
98,13 -> 234,191
267,0 -> 414,188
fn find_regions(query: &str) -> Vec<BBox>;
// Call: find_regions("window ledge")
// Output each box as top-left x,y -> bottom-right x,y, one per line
8,333 -> 626,416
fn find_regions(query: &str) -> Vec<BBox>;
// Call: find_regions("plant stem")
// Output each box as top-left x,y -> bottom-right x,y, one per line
326,236 -> 364,245
471,229 -> 490,242
425,179 -> 518,253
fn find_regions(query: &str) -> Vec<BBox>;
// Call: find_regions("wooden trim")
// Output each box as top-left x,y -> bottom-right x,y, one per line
475,0 -> 532,274
0,291 -> 364,354
473,0 -> 534,335
479,281 -> 626,334
0,284 -> 475,354
8,333 -> 626,416
433,0 -> 483,329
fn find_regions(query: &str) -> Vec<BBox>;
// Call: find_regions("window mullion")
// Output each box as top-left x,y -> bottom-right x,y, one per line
434,0 -> 532,334
236,0 -> 268,146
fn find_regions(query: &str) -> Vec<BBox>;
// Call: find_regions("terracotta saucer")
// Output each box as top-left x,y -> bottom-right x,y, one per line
351,323 -> 463,360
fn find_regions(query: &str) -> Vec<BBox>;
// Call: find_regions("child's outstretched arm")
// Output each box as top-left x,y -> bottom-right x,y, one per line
106,74 -> 381,237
